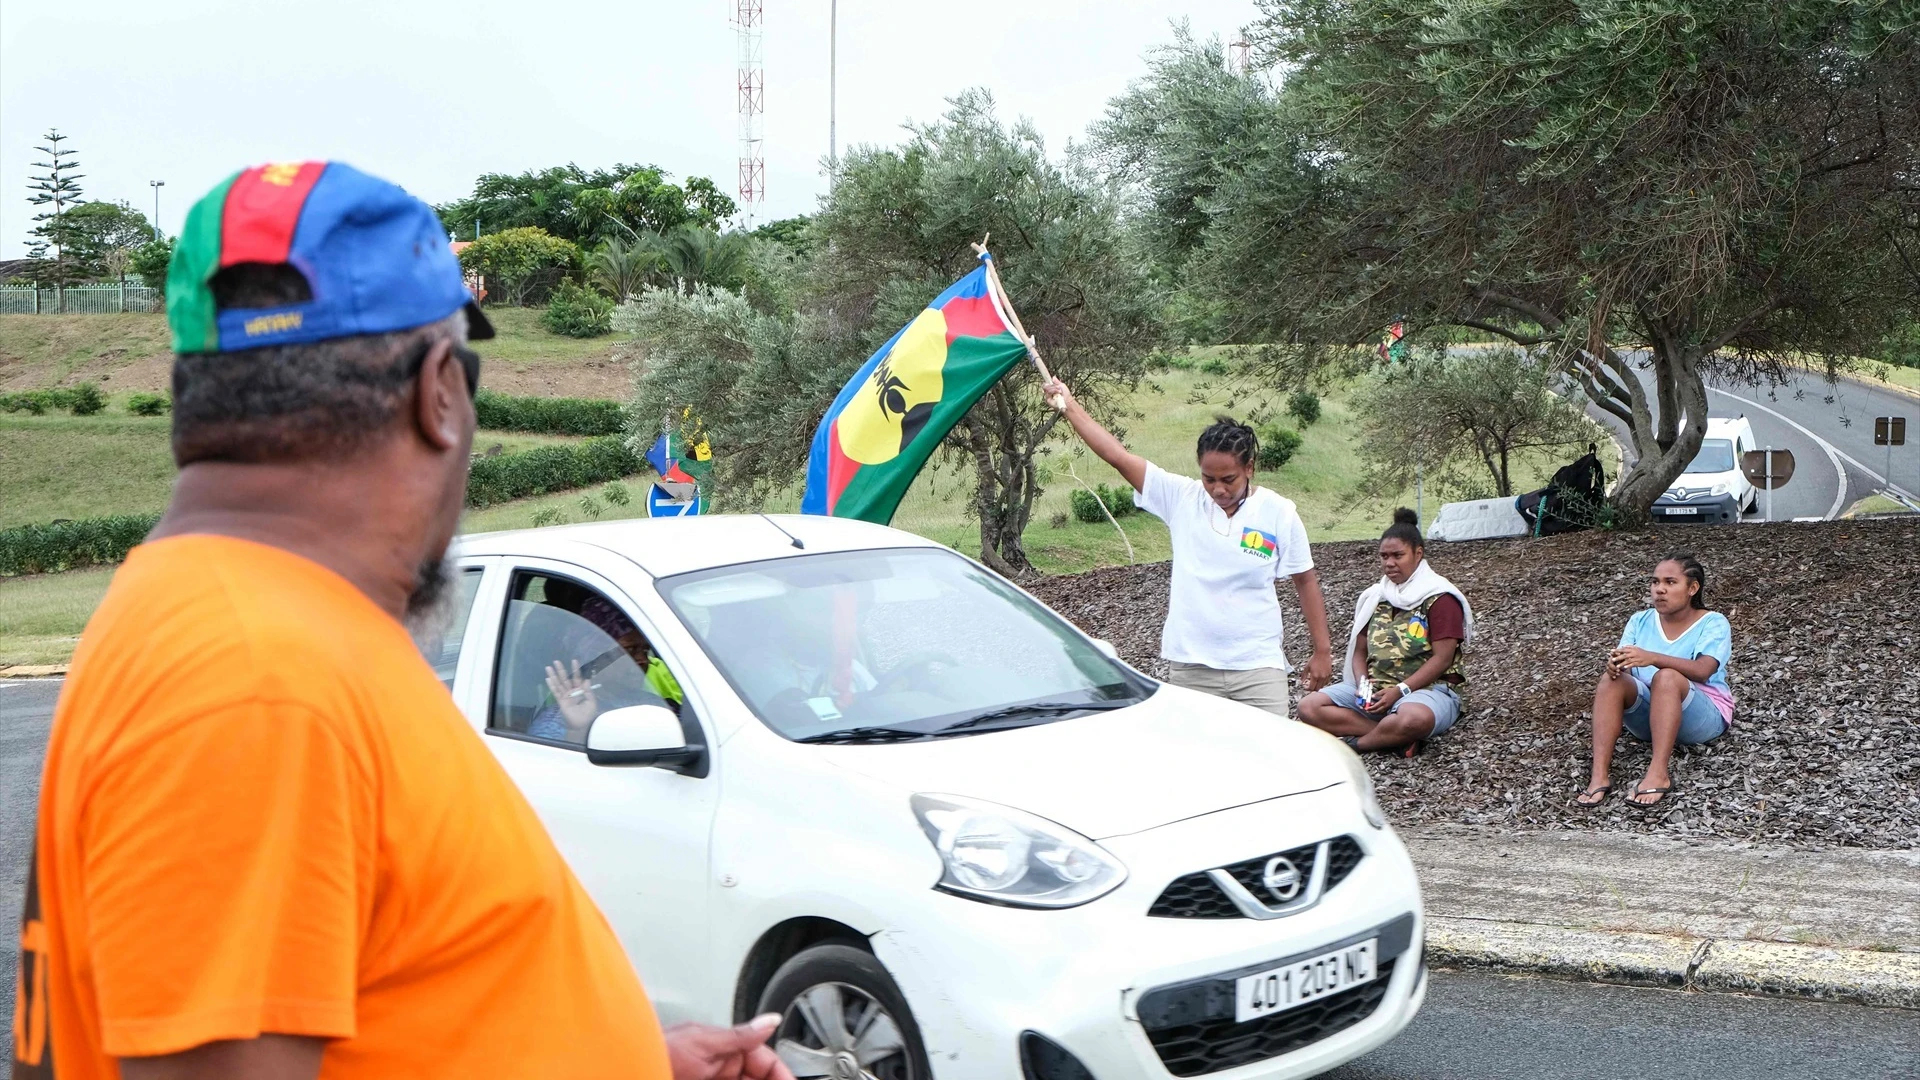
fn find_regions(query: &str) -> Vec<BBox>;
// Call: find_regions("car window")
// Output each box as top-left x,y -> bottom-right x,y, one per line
1685,438 -> 1735,474
660,547 -> 1149,741
412,567 -> 484,690
491,571 -> 685,747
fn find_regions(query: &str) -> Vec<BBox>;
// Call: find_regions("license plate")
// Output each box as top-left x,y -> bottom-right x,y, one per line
1665,507 -> 1699,515
1234,939 -> 1377,1023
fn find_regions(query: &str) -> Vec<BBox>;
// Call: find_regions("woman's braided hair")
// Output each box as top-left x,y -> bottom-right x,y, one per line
1196,415 -> 1259,468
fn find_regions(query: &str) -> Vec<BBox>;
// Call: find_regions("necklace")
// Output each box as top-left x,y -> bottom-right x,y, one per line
1208,487 -> 1252,536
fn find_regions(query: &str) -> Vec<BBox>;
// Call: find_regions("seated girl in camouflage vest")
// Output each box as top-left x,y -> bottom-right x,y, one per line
1300,509 -> 1473,757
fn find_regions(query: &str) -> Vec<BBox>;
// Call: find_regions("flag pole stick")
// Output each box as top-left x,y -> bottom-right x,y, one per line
971,237 -> 1063,409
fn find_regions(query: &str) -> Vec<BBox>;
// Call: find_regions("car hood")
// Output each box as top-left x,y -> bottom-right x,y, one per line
814,685 -> 1350,840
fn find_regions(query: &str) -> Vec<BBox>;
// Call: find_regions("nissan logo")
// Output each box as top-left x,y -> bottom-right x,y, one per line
1262,855 -> 1303,901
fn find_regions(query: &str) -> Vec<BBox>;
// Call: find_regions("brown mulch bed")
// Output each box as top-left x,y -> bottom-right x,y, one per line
1027,519 -> 1920,849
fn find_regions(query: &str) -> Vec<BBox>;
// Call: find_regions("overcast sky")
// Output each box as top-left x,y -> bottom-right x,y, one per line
1,0 -> 1258,260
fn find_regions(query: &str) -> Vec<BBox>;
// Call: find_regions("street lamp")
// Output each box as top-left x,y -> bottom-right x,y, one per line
149,180 -> 165,241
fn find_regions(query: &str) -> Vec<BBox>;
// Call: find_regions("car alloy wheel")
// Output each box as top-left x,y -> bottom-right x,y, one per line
760,944 -> 928,1080
775,982 -> 912,1080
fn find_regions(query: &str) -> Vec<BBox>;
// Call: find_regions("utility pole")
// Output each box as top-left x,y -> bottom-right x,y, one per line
829,0 -> 838,188
149,180 -> 164,241
735,0 -> 766,227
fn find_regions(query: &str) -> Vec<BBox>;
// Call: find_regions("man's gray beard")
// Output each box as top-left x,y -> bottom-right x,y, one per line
404,554 -> 457,642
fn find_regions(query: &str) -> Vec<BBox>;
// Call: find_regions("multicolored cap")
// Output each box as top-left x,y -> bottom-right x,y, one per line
166,161 -> 493,353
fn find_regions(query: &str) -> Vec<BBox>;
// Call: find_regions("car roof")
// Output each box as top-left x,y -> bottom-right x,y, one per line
1704,417 -> 1751,435
454,513 -> 946,579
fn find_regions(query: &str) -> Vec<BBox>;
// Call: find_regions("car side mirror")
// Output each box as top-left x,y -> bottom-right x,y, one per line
586,704 -> 706,774
1092,638 -> 1121,661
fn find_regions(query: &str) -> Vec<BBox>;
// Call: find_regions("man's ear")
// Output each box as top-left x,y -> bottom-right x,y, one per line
413,339 -> 470,452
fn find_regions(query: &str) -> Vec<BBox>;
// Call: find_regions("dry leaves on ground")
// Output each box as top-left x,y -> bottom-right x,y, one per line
1027,519 -> 1920,849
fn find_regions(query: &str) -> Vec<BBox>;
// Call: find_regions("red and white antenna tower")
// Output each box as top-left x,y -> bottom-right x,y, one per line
735,0 -> 766,225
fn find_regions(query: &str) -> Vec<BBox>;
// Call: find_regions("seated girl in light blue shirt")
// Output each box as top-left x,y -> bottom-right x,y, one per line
1575,554 -> 1734,811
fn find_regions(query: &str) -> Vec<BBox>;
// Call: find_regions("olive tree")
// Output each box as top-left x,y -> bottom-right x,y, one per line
1101,1 -> 1920,514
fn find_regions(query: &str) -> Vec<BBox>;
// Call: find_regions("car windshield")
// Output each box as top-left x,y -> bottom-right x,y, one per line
659,547 -> 1151,741
1684,438 -> 1736,474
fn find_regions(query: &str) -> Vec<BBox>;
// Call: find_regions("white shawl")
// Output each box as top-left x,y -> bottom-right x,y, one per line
1339,559 -> 1475,689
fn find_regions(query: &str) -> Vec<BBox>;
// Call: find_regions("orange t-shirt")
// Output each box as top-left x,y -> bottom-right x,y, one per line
13,535 -> 671,1079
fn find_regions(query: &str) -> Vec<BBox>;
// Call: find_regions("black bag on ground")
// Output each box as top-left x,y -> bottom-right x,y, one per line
1518,444 -> 1606,535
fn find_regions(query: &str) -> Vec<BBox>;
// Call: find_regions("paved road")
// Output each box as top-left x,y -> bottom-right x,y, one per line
1590,363 -> 1920,520
6,678 -> 1918,1076
1328,968 -> 1920,1080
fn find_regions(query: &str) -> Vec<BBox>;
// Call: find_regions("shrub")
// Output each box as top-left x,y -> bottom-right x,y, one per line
67,383 -> 107,416
578,494 -> 604,518
464,435 -> 643,509
1286,389 -> 1323,427
602,481 -> 632,506
0,513 -> 162,576
1257,426 -> 1304,471
530,508 -> 570,528
127,391 -> 172,416
1,385 -> 111,416
1198,356 -> 1231,376
543,280 -> 614,338
473,390 -> 624,435
1070,483 -> 1139,524
1164,352 -> 1197,371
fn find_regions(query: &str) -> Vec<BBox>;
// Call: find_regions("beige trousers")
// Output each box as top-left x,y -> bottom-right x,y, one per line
1164,661 -> 1293,718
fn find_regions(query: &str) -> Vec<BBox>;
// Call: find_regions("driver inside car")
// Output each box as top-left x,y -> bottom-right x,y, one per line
530,588 -> 683,743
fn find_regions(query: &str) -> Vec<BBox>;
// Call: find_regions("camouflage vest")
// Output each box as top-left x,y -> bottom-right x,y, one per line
1365,596 -> 1467,688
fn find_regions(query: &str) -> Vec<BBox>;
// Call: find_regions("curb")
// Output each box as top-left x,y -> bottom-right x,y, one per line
1427,917 -> 1920,1011
0,665 -> 67,679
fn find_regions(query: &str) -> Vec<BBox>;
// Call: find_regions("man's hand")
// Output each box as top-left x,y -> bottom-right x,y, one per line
1362,684 -> 1402,716
1303,649 -> 1335,692
665,1015 -> 795,1080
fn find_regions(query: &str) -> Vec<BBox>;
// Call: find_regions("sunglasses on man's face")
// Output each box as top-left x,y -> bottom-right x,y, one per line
412,339 -> 482,398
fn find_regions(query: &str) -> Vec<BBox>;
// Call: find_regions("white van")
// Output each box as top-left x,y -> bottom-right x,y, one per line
1651,416 -> 1758,523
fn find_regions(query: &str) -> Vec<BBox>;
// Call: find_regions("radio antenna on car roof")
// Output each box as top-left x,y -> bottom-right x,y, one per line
761,515 -> 806,549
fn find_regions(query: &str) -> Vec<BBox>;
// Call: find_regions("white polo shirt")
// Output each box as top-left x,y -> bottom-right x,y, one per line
1135,462 -> 1314,671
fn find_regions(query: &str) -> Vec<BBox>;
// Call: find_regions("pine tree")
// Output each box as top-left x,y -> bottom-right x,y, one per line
26,129 -> 88,294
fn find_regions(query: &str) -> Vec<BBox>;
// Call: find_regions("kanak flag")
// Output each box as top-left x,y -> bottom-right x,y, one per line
801,258 -> 1029,523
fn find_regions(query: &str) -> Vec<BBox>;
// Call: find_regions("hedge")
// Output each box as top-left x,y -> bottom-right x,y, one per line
1070,483 -> 1140,524
1,384 -> 108,417
3,439 -> 646,575
473,390 -> 625,436
0,514 -> 163,576
465,435 -> 643,509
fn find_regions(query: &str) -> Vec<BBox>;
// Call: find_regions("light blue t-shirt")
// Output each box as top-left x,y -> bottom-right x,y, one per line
1617,608 -> 1733,697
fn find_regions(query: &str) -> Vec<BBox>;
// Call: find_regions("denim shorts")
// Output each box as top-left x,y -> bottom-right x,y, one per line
1320,681 -> 1461,735
1624,677 -> 1729,745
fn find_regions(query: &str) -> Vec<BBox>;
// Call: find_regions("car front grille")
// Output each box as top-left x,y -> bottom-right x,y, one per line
1148,836 -> 1365,919
1143,958 -> 1396,1076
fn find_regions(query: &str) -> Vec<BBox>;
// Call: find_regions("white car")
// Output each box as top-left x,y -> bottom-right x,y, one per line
1652,416 -> 1759,523
426,516 -> 1427,1080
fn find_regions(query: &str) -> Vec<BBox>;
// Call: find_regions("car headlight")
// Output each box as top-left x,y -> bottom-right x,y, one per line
1342,752 -> 1389,830
911,794 -> 1127,908
1710,481 -> 1732,497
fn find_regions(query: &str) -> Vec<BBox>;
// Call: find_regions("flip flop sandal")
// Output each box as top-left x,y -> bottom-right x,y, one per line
1572,784 -> 1612,809
1626,785 -> 1675,811
1339,735 -> 1362,751
1401,740 -> 1425,759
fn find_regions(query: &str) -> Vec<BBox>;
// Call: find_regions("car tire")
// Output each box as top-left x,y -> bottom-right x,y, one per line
757,943 -> 932,1080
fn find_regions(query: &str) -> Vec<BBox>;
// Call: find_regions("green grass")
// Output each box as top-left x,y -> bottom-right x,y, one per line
0,313 -> 172,385
0,415 -> 581,530
470,306 -> 628,364
0,567 -> 115,665
0,415 -> 179,528
1846,493 -> 1912,517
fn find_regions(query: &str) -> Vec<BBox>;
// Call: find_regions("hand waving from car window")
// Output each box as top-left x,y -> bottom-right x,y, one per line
545,659 -> 599,735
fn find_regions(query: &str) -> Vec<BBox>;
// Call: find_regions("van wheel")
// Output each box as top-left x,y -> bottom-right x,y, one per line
757,943 -> 931,1080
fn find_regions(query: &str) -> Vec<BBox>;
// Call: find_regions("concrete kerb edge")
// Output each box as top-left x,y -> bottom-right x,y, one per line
1427,917 -> 1920,1011
0,665 -> 68,678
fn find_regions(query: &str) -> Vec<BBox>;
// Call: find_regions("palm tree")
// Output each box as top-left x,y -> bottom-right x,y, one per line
652,225 -> 752,293
588,235 -> 663,300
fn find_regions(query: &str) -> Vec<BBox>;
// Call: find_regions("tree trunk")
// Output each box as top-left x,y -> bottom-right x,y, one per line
959,396 -> 1038,577
1609,341 -> 1710,515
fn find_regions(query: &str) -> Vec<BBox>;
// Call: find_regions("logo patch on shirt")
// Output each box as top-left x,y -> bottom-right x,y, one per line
1406,613 -> 1429,642
1239,528 -> 1278,558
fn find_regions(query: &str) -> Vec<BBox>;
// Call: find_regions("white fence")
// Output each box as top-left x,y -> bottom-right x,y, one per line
0,283 -> 164,314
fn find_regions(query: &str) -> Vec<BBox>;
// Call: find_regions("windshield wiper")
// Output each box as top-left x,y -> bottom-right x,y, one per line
935,700 -> 1136,735
796,726 -> 933,745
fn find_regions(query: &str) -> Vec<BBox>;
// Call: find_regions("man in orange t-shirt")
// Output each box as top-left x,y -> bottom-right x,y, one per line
11,162 -> 791,1080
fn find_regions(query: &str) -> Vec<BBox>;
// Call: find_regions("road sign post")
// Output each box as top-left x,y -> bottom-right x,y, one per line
1875,417 -> 1906,499
1741,448 -> 1796,522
